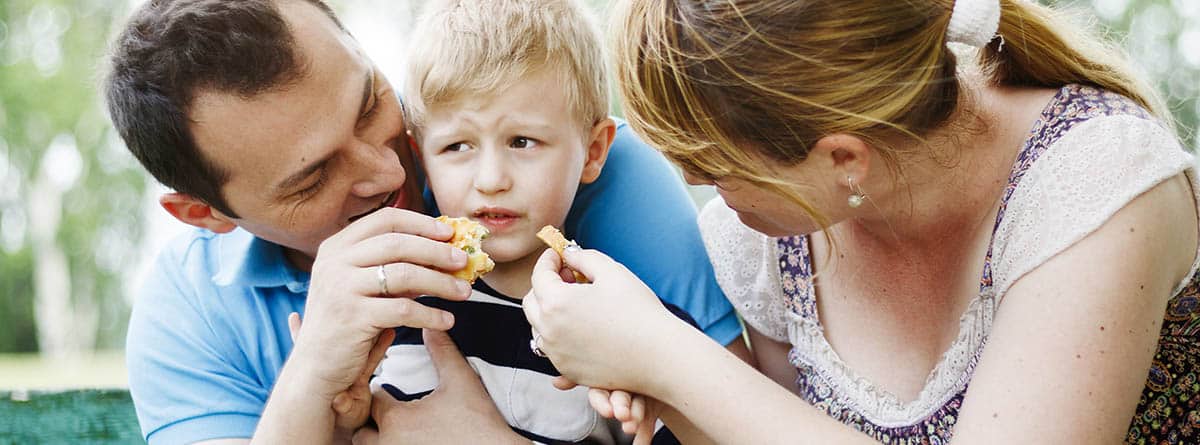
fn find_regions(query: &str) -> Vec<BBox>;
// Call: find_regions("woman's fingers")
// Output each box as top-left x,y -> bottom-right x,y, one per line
551,376 -> 578,391
588,388 -> 614,418
522,285 -> 546,334
611,390 -> 633,422
559,248 -> 627,282
630,395 -> 646,424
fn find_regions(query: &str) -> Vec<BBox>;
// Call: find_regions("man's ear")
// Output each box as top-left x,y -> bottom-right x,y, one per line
159,193 -> 238,233
810,133 -> 872,185
580,118 -> 617,184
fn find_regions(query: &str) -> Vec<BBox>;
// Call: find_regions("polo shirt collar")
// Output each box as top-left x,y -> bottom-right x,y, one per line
212,228 -> 309,293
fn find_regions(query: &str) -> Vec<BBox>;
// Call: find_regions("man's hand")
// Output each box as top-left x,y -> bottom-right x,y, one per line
288,313 -> 393,434
255,208 -> 471,444
354,329 -> 527,445
291,208 -> 471,399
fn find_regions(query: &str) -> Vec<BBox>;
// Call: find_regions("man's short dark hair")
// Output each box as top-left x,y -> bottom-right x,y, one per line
105,0 -> 343,218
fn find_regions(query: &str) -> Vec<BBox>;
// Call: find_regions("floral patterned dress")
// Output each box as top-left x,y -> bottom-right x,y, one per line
699,85 -> 1200,444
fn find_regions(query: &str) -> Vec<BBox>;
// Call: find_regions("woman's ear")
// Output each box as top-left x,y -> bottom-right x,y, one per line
580,118 -> 617,184
159,193 -> 238,233
811,134 -> 872,186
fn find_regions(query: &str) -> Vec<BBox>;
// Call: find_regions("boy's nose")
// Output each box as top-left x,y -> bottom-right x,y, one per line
473,149 -> 512,194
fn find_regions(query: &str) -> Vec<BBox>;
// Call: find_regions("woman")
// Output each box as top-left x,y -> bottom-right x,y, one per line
523,0 -> 1200,442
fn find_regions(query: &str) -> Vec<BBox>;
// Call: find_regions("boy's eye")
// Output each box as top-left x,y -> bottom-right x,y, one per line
445,142 -> 472,152
510,136 -> 537,149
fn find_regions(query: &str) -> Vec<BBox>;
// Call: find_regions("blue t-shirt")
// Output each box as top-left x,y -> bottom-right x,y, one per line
125,121 -> 741,444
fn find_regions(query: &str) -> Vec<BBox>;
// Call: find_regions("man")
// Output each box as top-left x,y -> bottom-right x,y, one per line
105,0 -> 748,443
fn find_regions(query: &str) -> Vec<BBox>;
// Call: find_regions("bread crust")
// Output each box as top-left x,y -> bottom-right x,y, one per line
536,225 -> 588,283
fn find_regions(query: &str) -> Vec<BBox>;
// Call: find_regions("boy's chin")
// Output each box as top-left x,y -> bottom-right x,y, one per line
482,239 -> 543,264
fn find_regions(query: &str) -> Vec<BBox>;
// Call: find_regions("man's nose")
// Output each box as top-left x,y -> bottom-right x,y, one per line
350,139 -> 407,197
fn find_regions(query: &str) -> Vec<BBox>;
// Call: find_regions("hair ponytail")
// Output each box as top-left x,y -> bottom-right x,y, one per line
982,0 -> 1168,119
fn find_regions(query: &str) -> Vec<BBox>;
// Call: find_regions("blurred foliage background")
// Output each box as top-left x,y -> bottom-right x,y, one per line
0,0 -> 1197,385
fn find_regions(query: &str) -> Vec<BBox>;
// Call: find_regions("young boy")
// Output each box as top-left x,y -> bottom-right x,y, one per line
370,1 -> 687,443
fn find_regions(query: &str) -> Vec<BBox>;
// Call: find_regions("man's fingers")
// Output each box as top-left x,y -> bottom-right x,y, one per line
588,388 -> 614,418
287,312 -> 301,342
333,392 -> 353,417
423,329 -> 480,388
360,328 -> 395,383
369,386 -> 405,429
326,207 -> 453,247
355,263 -> 471,301
363,298 -> 455,331
551,376 -> 577,391
347,232 -> 468,272
352,426 -> 380,445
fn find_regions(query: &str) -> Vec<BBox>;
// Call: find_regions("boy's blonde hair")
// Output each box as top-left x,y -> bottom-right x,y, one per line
403,0 -> 608,137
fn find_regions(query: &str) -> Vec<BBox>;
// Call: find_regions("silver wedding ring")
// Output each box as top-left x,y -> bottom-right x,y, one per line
377,264 -> 389,297
530,332 -> 547,358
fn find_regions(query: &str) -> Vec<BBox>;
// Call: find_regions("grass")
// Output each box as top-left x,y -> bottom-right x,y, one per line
0,351 -> 127,390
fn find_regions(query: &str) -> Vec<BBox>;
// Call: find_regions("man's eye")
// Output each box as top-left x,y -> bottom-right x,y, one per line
296,174 -> 326,200
357,92 -> 382,128
510,136 -> 537,149
445,142 -> 472,152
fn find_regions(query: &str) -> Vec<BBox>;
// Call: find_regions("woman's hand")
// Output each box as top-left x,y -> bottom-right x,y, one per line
523,248 -> 691,395
551,376 -> 660,444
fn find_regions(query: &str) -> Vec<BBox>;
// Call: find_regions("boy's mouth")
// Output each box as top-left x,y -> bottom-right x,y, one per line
472,207 -> 521,232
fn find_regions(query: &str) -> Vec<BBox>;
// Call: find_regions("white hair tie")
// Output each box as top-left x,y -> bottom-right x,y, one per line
946,0 -> 1001,48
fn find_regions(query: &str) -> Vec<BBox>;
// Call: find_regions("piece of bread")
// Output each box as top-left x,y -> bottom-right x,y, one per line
536,225 -> 588,283
437,216 -> 495,284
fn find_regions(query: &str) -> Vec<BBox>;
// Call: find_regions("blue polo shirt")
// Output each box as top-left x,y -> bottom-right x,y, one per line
125,121 -> 741,444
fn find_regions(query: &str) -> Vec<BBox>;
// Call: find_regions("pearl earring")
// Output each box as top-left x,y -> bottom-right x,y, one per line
847,176 -> 866,208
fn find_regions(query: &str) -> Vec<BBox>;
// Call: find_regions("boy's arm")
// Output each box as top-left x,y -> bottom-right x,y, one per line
566,120 -> 743,348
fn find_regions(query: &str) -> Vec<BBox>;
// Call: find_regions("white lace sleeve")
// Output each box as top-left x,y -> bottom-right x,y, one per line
698,197 -> 790,342
990,115 -> 1195,299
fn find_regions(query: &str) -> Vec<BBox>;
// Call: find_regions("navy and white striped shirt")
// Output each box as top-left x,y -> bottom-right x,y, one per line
372,280 -> 688,444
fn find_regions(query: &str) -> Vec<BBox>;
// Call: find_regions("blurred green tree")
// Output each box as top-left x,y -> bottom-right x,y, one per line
0,0 -> 144,355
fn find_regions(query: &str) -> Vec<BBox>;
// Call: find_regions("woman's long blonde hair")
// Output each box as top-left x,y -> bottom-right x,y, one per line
612,0 -> 1166,228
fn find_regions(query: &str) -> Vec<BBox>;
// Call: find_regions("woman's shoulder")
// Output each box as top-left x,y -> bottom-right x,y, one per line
988,85 -> 1195,298
698,196 -> 770,257
698,197 -> 792,342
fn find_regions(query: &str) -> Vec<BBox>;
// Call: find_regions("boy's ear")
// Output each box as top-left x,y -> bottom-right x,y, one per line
580,118 -> 617,184
159,193 -> 238,233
